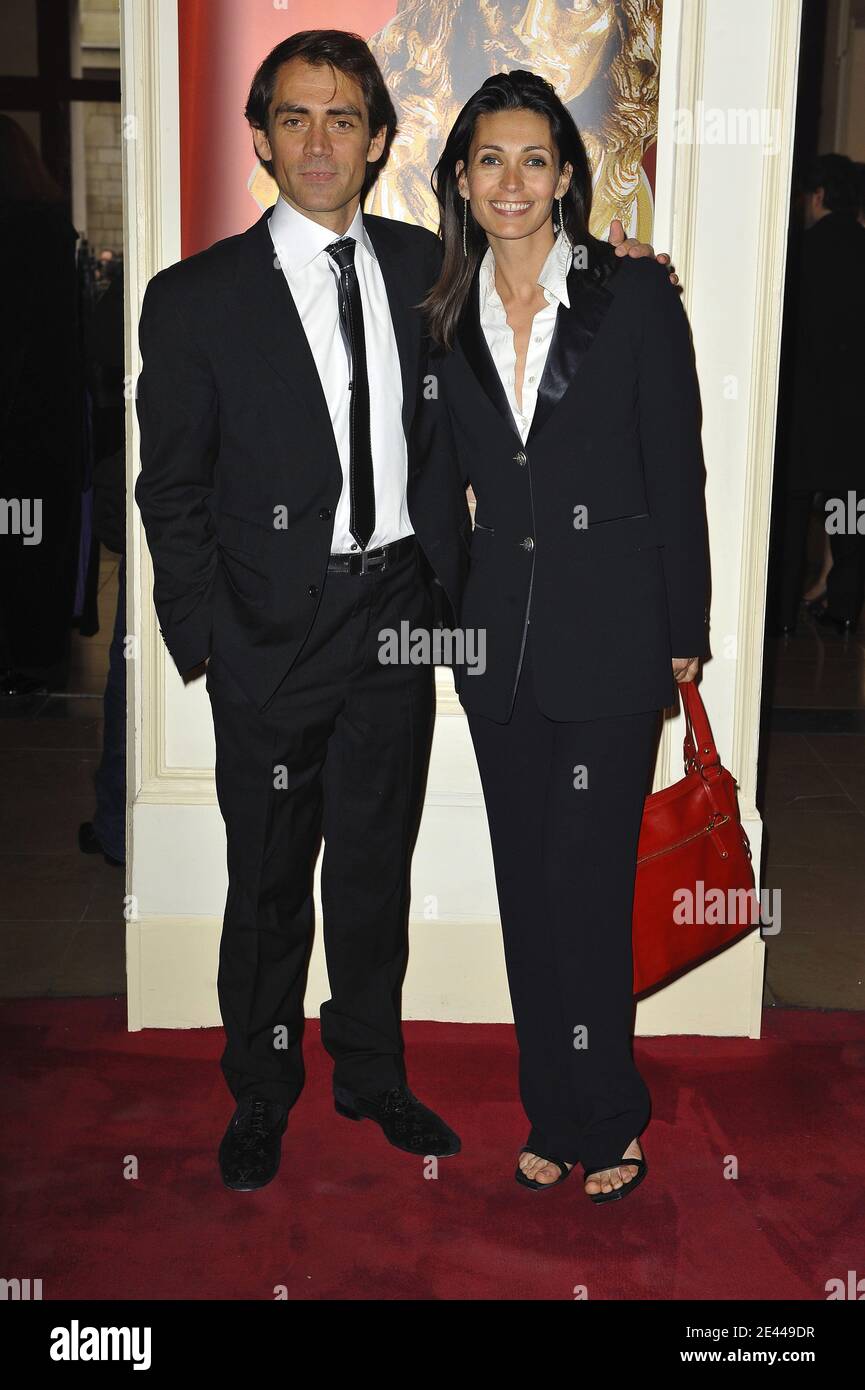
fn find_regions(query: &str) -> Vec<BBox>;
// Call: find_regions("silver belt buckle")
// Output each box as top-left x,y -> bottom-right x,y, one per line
361,546 -> 387,574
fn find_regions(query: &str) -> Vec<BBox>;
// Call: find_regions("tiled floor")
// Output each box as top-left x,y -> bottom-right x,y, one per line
1,553 -> 863,1011
759,602 -> 865,1011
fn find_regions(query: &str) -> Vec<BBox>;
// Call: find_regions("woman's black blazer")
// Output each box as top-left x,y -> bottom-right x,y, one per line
414,254 -> 712,724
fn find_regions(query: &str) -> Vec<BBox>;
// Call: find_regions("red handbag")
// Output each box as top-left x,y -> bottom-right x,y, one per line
633,680 -> 759,994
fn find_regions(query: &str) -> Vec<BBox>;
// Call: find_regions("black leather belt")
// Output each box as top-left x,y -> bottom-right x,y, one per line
326,535 -> 416,575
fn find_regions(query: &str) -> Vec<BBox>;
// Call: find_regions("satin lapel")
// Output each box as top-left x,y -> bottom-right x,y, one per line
527,267 -> 615,445
236,207 -> 340,469
456,271 -> 520,438
363,217 -> 419,440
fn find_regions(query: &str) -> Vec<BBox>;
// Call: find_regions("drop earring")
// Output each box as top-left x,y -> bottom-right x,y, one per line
462,196 -> 468,258
557,196 -> 567,242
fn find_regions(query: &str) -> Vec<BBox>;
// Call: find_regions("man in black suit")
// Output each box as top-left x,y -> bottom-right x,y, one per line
135,30 -> 661,1191
136,31 -> 468,1190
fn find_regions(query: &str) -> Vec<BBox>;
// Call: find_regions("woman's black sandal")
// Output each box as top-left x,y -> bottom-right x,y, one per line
582,1152 -> 648,1204
515,1147 -> 574,1191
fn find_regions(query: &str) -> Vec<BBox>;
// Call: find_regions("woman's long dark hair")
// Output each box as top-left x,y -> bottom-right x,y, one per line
422,70 -> 616,350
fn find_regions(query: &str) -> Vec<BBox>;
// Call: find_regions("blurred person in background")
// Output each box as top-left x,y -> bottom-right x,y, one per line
79,270 -> 127,867
0,115 -> 83,693
95,248 -> 120,291
773,153 -> 865,636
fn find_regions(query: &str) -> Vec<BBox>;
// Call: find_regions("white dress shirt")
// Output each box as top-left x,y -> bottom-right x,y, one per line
478,232 -> 572,443
268,194 -> 414,552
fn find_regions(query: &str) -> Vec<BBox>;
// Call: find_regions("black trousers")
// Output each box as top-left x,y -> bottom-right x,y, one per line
777,488 -> 865,627
466,631 -> 660,1172
824,527 -> 865,624
206,544 -> 434,1108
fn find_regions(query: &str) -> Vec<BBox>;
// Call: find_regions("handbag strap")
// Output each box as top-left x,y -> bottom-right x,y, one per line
681,680 -> 721,779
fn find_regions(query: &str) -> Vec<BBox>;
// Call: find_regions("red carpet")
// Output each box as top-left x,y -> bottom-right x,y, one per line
2,999 -> 864,1300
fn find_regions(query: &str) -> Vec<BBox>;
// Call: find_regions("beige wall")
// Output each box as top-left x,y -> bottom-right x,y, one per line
78,0 -> 123,253
82,102 -> 123,252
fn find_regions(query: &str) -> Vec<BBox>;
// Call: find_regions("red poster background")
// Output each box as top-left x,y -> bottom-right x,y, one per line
178,1 -> 660,257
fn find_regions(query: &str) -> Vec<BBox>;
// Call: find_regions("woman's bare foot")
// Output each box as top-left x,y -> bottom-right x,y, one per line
583,1138 -> 642,1196
518,1151 -> 573,1185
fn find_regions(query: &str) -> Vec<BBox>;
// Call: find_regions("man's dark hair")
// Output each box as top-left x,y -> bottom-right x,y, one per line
244,29 -> 398,198
800,153 -> 857,217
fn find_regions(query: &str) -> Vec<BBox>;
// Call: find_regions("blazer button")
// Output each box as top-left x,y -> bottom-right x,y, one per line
520,536 -> 534,551
319,508 -> 332,520
308,584 -> 319,597
513,450 -> 527,466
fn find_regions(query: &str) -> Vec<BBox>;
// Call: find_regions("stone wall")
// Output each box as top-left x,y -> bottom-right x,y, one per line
80,0 -> 121,256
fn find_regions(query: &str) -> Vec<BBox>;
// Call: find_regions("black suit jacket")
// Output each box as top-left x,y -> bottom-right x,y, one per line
416,254 -> 711,723
134,205 -> 467,710
781,212 -> 865,492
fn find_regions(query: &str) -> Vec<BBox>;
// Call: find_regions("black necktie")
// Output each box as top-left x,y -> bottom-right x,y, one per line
326,237 -> 375,550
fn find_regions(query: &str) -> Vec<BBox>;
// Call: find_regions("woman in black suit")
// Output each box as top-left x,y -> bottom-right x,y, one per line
420,72 -> 710,1203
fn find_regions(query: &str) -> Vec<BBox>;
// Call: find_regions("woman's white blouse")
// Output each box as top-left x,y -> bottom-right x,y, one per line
477,232 -> 573,444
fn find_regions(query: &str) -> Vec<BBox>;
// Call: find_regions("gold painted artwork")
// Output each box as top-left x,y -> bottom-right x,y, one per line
248,0 -> 661,241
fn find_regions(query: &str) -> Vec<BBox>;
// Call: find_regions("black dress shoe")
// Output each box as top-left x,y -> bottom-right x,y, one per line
78,821 -> 124,867
333,1083 -> 461,1157
218,1097 -> 289,1191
